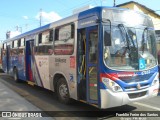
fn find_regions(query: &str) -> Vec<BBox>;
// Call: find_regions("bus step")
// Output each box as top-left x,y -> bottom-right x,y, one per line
79,100 -> 98,107
79,100 -> 87,103
27,81 -> 35,86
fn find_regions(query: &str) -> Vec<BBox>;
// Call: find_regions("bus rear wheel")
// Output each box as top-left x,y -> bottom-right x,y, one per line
13,68 -> 19,82
56,78 -> 71,104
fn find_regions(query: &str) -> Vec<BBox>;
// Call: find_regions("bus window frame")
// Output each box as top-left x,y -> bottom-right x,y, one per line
18,38 -> 25,55
35,29 -> 54,55
54,23 -> 75,55
19,38 -> 25,48
38,33 -> 42,44
3,43 -> 7,49
12,40 -> 18,48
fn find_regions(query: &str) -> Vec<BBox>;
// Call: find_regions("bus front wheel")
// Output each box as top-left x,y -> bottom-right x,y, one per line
56,78 -> 71,104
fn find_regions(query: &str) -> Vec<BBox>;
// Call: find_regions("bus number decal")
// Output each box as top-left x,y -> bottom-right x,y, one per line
141,70 -> 151,75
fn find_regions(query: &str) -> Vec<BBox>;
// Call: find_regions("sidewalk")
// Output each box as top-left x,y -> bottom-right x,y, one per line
0,78 -> 54,120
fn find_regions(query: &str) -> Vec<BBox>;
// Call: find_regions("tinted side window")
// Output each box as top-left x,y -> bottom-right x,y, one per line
35,30 -> 53,55
54,24 -> 75,55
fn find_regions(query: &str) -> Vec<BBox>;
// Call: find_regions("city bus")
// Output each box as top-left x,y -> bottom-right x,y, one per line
1,6 -> 159,109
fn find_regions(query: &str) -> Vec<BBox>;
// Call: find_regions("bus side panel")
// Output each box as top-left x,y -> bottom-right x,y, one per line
49,55 -> 78,100
17,54 -> 26,80
9,48 -> 26,80
10,55 -> 19,73
2,55 -> 7,72
2,46 -> 10,73
32,56 -> 49,88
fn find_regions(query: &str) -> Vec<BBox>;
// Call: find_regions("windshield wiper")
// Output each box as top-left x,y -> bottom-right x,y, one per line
118,24 -> 136,48
118,24 -> 131,52
118,24 -> 139,69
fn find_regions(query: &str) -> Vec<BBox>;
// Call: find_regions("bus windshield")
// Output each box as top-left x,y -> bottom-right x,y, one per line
103,25 -> 157,71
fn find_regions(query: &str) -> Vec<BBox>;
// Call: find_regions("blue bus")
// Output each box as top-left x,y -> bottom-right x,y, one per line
1,6 -> 159,109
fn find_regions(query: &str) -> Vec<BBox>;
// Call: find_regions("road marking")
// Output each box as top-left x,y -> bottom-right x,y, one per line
134,102 -> 160,111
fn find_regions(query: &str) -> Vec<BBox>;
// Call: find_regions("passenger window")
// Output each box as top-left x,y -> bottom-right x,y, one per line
13,40 -> 18,48
49,30 -> 53,42
35,30 -> 53,55
21,38 -> 25,47
18,38 -> 25,55
54,23 -> 75,55
3,43 -> 6,49
38,33 -> 42,44
2,43 -> 7,56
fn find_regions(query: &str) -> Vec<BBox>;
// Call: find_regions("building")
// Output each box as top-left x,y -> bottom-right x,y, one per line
116,1 -> 160,40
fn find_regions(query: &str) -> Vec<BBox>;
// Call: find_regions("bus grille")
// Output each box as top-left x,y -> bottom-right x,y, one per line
128,91 -> 147,99
124,83 -> 150,91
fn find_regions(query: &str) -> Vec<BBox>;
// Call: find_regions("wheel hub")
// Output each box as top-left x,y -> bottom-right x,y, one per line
59,84 -> 68,99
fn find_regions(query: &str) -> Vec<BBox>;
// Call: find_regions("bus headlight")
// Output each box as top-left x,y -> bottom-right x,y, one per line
102,78 -> 123,92
151,79 -> 158,86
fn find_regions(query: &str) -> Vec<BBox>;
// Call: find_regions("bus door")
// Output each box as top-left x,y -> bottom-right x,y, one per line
26,40 -> 34,82
77,26 -> 98,104
6,45 -> 10,73
86,26 -> 98,104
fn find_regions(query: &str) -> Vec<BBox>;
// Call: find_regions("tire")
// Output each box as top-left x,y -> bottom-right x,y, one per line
13,68 -> 19,82
56,78 -> 71,104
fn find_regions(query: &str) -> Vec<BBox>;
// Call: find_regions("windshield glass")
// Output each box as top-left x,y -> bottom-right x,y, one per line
102,9 -> 154,28
104,25 -> 157,70
137,28 -> 157,69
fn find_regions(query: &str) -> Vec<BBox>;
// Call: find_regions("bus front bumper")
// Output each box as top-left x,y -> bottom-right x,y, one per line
100,83 -> 159,109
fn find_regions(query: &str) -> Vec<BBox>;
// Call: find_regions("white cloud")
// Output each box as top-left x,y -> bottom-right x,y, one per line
35,11 -> 62,25
23,16 -> 29,20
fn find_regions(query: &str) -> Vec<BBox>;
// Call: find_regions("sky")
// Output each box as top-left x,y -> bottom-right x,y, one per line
0,0 -> 160,41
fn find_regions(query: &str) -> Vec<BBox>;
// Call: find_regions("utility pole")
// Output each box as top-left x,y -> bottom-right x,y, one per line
40,8 -> 42,27
113,0 -> 116,7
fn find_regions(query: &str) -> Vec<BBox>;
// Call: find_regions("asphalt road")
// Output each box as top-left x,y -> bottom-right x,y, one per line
0,73 -> 160,120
